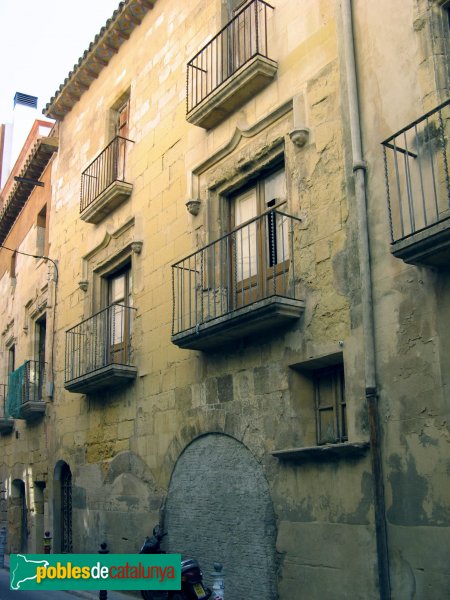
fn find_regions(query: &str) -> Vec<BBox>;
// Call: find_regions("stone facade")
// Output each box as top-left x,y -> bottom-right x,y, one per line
0,0 -> 449,598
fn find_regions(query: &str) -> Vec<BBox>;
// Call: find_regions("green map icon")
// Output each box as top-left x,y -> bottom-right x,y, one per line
10,554 -> 49,590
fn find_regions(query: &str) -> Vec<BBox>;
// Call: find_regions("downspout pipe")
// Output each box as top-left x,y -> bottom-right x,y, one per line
340,1 -> 391,598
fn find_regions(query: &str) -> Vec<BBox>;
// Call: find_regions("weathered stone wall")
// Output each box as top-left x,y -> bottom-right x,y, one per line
0,158 -> 53,553
0,0 -> 448,597
165,434 -> 277,598
350,0 -> 450,596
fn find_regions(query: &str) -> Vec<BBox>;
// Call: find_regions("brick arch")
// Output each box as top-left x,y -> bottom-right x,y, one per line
163,433 -> 278,600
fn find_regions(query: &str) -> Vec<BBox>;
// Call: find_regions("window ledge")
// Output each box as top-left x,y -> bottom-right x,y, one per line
272,441 -> 370,463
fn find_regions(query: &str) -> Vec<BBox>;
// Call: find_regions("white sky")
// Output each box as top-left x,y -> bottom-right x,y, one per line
0,0 -> 121,124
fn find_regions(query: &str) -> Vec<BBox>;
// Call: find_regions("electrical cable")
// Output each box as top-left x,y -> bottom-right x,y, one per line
0,244 -> 59,403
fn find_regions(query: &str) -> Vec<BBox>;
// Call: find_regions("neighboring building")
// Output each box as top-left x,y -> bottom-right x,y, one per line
0,93 -> 41,190
0,0 -> 449,598
0,118 -> 57,553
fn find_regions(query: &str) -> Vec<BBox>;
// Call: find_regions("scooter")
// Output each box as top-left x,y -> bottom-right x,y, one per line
139,525 -> 212,600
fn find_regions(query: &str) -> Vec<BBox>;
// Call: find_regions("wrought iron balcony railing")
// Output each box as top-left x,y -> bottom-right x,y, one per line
5,360 -> 46,419
186,0 -> 275,115
382,100 -> 450,254
65,304 -> 137,393
80,136 -> 134,218
172,210 -> 303,348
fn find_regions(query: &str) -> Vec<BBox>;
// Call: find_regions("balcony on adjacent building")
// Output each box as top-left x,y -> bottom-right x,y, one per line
382,99 -> 450,268
171,210 -> 304,350
65,304 -> 137,394
0,384 -> 14,433
5,361 -> 46,421
80,136 -> 134,224
186,0 -> 277,129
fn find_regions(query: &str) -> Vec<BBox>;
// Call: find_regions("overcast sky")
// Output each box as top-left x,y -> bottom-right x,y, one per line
0,0 -> 121,124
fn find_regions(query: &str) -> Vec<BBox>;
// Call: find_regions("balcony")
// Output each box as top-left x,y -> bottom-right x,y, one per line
80,136 -> 134,224
0,385 -> 14,433
5,361 -> 46,421
171,210 -> 304,350
186,0 -> 277,129
65,304 -> 137,394
382,99 -> 450,268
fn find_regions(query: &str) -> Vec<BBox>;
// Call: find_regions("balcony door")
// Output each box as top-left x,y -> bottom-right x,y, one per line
106,266 -> 132,365
223,0 -> 256,80
230,167 -> 289,309
113,98 -> 130,182
232,0 -> 258,70
35,317 -> 46,401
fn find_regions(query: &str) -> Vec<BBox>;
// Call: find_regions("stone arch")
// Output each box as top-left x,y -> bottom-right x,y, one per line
160,408 -> 258,489
164,433 -> 278,599
104,450 -> 159,487
101,451 -> 163,553
53,460 -> 72,553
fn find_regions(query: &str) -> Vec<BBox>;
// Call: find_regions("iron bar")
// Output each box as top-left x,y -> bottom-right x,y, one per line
426,116 -> 440,221
381,98 -> 450,145
382,100 -> 450,243
80,136 -> 134,213
186,0 -> 274,113
65,304 -> 136,383
438,108 -> 450,206
172,210 -> 300,335
414,123 -> 428,228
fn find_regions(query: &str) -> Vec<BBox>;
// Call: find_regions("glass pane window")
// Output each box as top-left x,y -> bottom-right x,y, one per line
264,169 -> 286,206
230,166 -> 287,274
106,266 -> 132,351
234,188 -> 258,281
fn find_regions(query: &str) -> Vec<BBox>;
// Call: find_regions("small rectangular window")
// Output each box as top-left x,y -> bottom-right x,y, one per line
8,345 -> 15,375
228,166 -> 289,307
289,354 -> 348,448
109,92 -> 131,182
36,206 -> 47,256
36,317 -> 46,367
104,264 -> 132,364
10,252 -> 16,279
115,99 -> 130,139
314,365 -> 347,445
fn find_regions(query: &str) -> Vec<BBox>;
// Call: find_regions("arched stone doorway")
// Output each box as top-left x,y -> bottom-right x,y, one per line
53,461 -> 72,553
164,434 -> 278,599
10,479 -> 28,553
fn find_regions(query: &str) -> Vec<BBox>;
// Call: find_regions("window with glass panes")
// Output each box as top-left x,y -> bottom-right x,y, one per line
229,166 -> 289,308
105,265 -> 132,364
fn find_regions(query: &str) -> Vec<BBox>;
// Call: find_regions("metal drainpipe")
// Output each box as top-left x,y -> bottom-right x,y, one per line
340,1 -> 391,598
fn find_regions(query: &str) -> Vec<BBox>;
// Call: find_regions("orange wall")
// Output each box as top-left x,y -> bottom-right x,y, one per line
0,159 -> 53,279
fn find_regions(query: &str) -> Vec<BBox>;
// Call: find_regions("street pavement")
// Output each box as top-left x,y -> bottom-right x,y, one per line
0,567 -> 86,600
